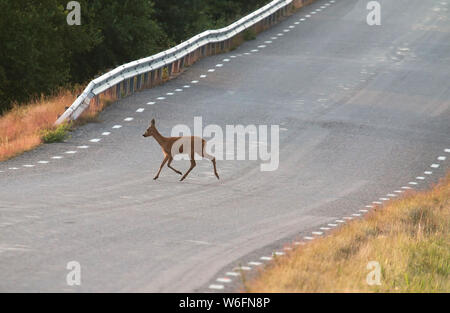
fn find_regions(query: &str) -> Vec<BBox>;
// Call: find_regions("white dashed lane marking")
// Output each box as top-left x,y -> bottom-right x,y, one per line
124,117 -> 134,122
234,266 -> 251,271
90,138 -> 101,143
136,108 -> 145,113
208,284 -> 224,290
225,272 -> 240,277
65,151 -> 77,154
112,125 -> 122,129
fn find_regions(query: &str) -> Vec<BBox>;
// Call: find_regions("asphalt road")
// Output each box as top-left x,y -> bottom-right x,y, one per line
1,0 -> 449,292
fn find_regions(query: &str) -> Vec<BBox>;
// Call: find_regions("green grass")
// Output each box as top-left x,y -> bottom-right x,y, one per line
41,123 -> 72,143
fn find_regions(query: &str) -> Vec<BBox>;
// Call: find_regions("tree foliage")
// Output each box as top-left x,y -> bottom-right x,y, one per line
0,0 -> 269,113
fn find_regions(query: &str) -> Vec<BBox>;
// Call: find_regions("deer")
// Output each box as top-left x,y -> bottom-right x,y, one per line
142,119 -> 219,181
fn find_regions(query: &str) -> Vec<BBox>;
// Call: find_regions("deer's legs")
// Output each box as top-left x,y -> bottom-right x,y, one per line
154,155 -> 169,180
180,159 -> 196,181
211,158 -> 219,179
167,157 -> 182,175
203,151 -> 219,179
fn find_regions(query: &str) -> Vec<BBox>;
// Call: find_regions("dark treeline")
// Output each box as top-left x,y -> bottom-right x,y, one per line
0,0 -> 269,113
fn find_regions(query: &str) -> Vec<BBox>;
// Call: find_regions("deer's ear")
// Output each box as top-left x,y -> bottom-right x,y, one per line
151,118 -> 155,126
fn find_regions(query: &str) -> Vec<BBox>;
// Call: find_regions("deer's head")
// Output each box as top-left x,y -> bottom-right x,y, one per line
143,119 -> 156,137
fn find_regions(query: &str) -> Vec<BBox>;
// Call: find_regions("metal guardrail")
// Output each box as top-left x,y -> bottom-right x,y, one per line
55,0 -> 296,125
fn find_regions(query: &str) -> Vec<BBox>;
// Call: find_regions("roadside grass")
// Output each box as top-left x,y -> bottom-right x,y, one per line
246,173 -> 450,293
0,89 -> 114,161
41,123 -> 73,143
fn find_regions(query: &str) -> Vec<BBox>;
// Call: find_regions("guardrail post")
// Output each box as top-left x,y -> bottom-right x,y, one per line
115,84 -> 120,99
129,77 -> 134,94
150,70 -> 155,87
136,75 -> 141,90
123,80 -> 128,96
144,72 -> 149,87
157,68 -> 162,84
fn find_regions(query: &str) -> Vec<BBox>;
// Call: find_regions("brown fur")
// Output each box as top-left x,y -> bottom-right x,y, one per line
143,119 -> 219,181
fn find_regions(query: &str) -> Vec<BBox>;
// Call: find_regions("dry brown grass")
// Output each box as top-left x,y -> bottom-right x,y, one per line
247,173 -> 450,293
0,89 -> 114,161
